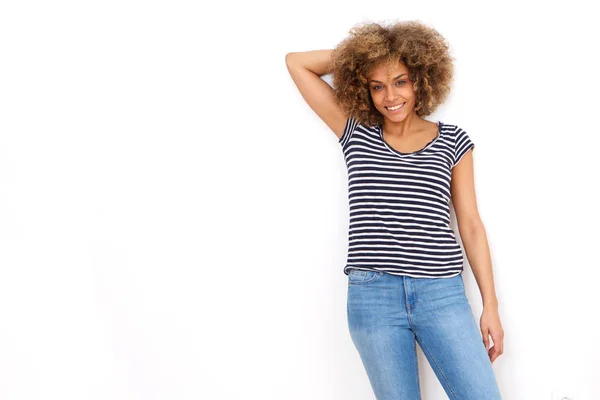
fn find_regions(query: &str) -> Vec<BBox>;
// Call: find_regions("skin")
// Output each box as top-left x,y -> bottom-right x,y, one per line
368,60 -> 505,364
368,60 -> 439,149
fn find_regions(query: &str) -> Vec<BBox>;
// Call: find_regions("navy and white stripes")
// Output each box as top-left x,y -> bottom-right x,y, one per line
339,116 -> 475,278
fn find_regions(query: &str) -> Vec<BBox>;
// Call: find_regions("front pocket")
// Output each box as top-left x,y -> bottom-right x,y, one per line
348,269 -> 382,284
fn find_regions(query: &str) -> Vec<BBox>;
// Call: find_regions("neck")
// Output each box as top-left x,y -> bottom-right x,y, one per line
382,113 -> 424,138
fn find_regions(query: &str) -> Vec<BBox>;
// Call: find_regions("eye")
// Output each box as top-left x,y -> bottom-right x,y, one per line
372,81 -> 406,91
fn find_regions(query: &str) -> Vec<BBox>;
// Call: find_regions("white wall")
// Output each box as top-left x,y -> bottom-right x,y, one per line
1,0 -> 598,399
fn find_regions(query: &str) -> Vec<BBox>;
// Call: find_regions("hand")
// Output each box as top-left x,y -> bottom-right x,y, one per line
480,307 -> 504,363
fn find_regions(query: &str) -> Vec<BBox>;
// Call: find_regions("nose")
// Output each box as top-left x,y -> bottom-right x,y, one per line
384,87 -> 399,102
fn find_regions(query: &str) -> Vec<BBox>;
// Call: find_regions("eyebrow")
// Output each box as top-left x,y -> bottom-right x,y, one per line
369,73 -> 407,83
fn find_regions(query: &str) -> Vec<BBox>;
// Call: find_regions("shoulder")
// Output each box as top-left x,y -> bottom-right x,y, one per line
439,122 -> 473,143
438,121 -> 460,136
346,115 -> 379,131
339,115 -> 379,145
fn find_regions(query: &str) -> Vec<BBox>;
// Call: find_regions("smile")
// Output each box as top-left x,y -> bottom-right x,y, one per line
385,103 -> 405,112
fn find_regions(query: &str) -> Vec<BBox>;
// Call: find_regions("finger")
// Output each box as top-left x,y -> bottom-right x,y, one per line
486,345 -> 494,362
490,344 -> 501,363
491,333 -> 503,355
481,328 -> 490,349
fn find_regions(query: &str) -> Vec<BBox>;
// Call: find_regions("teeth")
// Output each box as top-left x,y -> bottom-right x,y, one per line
387,103 -> 404,110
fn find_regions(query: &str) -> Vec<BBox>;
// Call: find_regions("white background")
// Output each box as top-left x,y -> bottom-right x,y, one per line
1,0 -> 599,399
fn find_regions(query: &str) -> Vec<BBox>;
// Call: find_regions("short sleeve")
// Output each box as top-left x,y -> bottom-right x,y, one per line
453,128 -> 475,168
339,116 -> 359,147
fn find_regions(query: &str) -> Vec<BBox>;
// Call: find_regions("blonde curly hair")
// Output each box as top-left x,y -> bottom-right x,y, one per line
328,20 -> 455,127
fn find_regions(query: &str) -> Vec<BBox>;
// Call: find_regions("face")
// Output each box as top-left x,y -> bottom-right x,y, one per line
368,60 -> 418,123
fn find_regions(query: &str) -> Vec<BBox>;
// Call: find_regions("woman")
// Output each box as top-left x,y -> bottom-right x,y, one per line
286,20 -> 503,399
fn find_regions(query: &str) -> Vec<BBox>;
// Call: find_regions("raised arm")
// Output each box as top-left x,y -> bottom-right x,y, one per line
285,50 -> 348,139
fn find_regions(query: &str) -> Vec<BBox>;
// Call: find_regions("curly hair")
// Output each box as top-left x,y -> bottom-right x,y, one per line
328,20 -> 454,127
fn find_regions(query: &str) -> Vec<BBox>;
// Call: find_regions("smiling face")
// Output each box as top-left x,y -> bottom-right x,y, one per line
368,60 -> 418,124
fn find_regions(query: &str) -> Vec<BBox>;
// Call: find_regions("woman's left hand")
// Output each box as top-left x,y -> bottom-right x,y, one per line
480,307 -> 504,363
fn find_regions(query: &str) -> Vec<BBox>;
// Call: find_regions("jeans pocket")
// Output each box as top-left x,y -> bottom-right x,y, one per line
348,269 -> 382,285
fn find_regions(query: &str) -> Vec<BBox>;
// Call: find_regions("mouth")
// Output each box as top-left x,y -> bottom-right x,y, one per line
385,103 -> 405,113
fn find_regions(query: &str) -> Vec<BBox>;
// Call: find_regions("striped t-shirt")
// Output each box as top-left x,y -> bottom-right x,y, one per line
339,116 -> 475,279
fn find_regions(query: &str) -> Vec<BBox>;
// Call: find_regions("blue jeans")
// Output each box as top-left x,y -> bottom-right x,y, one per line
347,269 -> 502,399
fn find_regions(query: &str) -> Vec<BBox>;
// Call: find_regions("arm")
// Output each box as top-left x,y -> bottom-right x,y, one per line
286,49 -> 333,76
450,149 -> 498,308
285,50 -> 347,139
450,149 -> 504,363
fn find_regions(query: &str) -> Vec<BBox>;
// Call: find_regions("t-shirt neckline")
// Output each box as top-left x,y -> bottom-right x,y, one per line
378,121 -> 442,158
